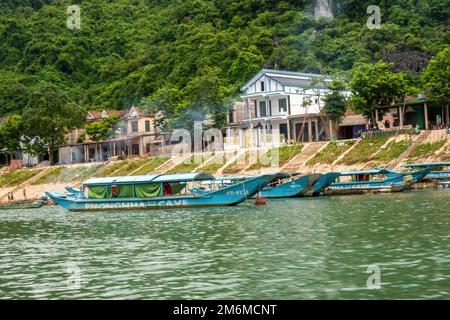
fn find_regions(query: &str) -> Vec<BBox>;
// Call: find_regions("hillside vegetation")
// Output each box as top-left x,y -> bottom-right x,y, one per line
0,0 -> 448,128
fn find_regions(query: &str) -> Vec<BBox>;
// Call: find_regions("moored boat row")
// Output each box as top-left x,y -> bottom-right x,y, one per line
42,161 -> 449,212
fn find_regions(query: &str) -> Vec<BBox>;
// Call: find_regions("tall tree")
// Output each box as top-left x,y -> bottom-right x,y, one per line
323,79 -> 348,137
421,48 -> 450,107
349,61 -> 409,126
21,83 -> 85,164
0,114 -> 23,155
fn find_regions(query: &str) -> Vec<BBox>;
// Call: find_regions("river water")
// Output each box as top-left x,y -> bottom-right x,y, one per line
0,189 -> 449,299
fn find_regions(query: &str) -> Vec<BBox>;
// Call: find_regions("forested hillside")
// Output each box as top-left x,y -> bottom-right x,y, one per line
0,0 -> 449,127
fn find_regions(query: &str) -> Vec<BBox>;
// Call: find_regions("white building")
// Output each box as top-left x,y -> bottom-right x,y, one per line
233,69 -> 341,147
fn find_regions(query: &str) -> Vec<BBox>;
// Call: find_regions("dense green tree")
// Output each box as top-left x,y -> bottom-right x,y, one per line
323,79 -> 348,125
21,83 -> 86,163
0,114 -> 23,154
349,61 -> 410,125
84,115 -> 120,141
421,48 -> 450,106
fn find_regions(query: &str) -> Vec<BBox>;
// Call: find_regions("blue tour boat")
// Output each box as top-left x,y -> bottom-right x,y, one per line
401,162 -> 450,180
46,173 -> 275,211
310,172 -> 341,195
257,173 -> 312,198
383,168 -> 431,183
327,169 -> 414,195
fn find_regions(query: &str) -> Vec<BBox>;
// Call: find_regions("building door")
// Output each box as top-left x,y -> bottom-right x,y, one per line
132,144 -> 139,156
295,123 -> 309,142
279,123 -> 288,141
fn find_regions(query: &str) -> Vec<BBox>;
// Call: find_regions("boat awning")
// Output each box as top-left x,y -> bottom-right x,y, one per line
84,175 -> 161,186
152,173 -> 215,183
83,172 -> 216,186
339,169 -> 388,176
401,162 -> 450,168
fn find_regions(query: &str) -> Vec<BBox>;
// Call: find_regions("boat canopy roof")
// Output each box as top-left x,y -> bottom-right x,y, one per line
401,162 -> 450,168
339,169 -> 388,176
83,172 -> 216,186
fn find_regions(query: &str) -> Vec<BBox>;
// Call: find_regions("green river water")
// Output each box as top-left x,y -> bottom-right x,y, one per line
0,188 -> 449,299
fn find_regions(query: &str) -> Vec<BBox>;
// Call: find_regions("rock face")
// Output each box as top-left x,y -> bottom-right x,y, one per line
314,0 -> 333,19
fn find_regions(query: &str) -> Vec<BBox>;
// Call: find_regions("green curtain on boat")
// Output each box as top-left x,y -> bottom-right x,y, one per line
135,183 -> 162,198
88,186 -> 112,199
170,183 -> 186,195
118,184 -> 133,198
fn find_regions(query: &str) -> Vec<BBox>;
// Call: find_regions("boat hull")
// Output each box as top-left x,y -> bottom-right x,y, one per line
327,182 -> 412,195
46,175 -> 274,211
310,172 -> 341,195
258,175 -> 311,198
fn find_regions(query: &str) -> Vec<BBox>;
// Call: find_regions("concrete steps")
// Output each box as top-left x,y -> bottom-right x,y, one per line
282,142 -> 328,172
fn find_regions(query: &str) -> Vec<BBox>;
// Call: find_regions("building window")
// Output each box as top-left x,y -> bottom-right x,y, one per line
279,98 -> 287,113
145,120 -> 150,132
131,121 -> 138,133
260,81 -> 265,92
259,101 -> 267,117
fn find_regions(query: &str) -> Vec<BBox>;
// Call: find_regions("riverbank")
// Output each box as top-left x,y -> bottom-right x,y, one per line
1,131 -> 449,202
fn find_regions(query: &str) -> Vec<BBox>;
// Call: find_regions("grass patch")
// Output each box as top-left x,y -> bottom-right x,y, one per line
199,152 -> 235,174
222,152 -> 250,174
306,141 -> 355,165
408,140 -> 447,160
167,154 -> 214,174
0,169 -> 43,187
132,157 -> 169,175
338,136 -> 388,165
278,144 -> 303,166
247,149 -> 277,170
373,139 -> 411,162
92,161 -> 129,177
111,158 -> 151,176
32,165 -> 101,184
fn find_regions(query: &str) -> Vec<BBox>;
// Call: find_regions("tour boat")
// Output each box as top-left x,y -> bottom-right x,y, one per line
257,173 -> 312,198
327,169 -> 414,195
45,173 -> 275,211
310,172 -> 341,195
383,168 -> 431,182
0,202 -> 45,210
401,162 -> 450,180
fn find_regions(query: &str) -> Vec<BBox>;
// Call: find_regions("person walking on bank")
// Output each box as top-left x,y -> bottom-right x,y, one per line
23,188 -> 26,199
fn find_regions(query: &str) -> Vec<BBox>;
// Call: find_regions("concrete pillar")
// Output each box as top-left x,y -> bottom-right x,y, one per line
308,119 -> 313,142
399,106 -> 404,130
139,136 -> 145,156
287,119 -> 291,142
424,103 -> 429,130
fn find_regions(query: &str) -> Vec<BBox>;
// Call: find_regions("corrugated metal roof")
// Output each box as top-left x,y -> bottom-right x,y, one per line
339,114 -> 367,126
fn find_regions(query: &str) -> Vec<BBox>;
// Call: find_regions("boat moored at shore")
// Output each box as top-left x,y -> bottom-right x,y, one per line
401,162 -> 450,181
327,169 -> 414,195
45,173 -> 275,211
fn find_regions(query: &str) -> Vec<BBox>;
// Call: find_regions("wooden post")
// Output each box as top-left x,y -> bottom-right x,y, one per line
424,102 -> 429,130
